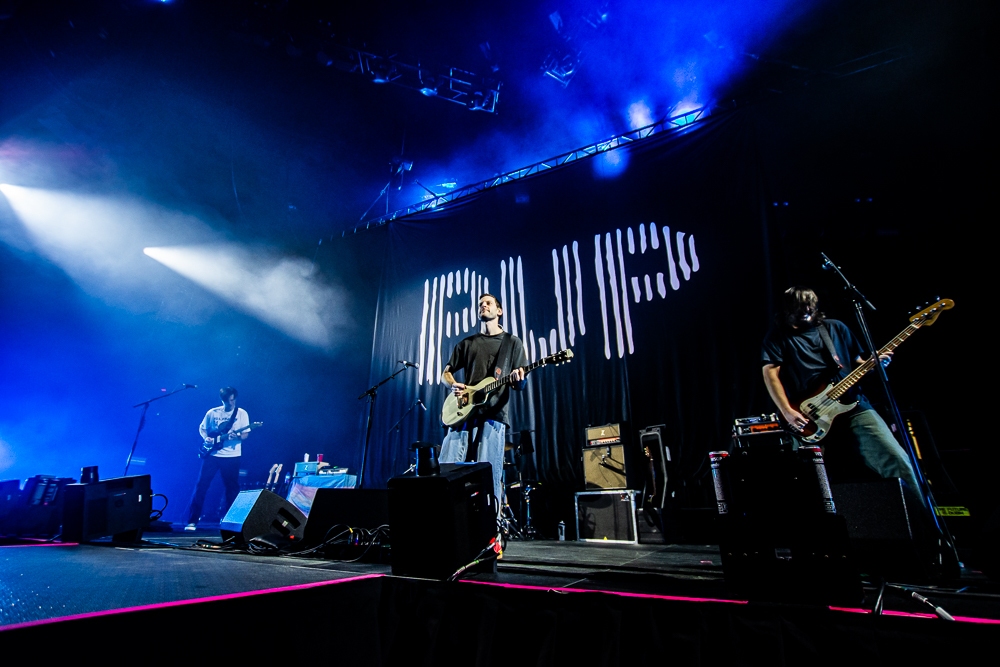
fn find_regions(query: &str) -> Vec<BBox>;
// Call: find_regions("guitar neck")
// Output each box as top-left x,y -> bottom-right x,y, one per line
481,358 -> 545,394
827,322 -> 922,400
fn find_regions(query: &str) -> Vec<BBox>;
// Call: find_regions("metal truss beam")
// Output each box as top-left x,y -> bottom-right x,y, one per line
230,3 -> 501,114
347,104 -> 716,234
331,43 -> 501,113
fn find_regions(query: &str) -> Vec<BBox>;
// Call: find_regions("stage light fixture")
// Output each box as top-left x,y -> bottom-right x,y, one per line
467,91 -> 487,111
370,62 -> 398,84
541,3 -> 607,88
233,16 -> 500,112
542,47 -> 579,87
419,75 -> 438,96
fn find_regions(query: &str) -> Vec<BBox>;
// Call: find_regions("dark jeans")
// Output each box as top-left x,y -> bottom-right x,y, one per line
821,408 -> 922,501
187,455 -> 241,524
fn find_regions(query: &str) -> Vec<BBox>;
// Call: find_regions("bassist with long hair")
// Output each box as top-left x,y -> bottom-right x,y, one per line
761,287 -> 922,496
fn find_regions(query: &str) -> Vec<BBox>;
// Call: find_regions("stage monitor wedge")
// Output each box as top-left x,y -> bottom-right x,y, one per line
221,488 -> 307,545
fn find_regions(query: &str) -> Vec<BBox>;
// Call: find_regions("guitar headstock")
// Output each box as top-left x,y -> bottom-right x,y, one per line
543,348 -> 574,365
910,298 -> 954,327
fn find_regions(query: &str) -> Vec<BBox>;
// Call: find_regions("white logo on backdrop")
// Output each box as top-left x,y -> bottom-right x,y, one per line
415,222 -> 699,383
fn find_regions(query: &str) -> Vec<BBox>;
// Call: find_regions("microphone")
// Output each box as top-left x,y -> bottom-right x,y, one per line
399,360 -> 420,368
184,384 -> 198,389
820,252 -> 836,271
417,399 -> 427,411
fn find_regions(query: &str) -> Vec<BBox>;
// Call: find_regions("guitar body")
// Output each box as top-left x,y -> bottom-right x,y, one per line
441,377 -> 496,427
440,348 -> 574,428
198,421 -> 263,458
198,436 -> 230,459
789,299 -> 954,444
796,384 -> 857,443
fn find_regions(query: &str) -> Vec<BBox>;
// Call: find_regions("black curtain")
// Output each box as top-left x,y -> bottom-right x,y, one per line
360,110 -> 772,512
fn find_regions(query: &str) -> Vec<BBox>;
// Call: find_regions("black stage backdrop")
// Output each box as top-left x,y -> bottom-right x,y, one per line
360,111 -> 772,515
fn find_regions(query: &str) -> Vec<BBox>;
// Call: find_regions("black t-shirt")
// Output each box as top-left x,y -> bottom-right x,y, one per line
761,319 -> 872,410
446,331 -> 528,426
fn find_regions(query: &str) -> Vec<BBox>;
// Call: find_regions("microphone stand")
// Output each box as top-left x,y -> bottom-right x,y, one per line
388,399 -> 426,476
125,385 -> 197,476
388,400 -> 425,434
357,363 -> 415,488
820,252 -> 958,570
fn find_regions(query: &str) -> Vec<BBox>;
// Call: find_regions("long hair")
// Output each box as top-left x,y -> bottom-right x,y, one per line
779,286 -> 825,327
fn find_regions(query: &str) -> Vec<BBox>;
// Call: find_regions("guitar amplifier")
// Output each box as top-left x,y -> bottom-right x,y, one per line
576,490 -> 638,543
733,414 -> 793,450
583,424 -> 627,490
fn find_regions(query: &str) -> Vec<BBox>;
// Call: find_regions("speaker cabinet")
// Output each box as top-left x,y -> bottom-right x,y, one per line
576,490 -> 638,543
220,489 -> 307,545
302,488 -> 389,546
832,478 -> 932,580
9,476 -> 75,537
62,475 -> 152,543
583,445 -> 627,490
714,448 -> 863,605
388,462 -> 496,579
0,479 -> 20,534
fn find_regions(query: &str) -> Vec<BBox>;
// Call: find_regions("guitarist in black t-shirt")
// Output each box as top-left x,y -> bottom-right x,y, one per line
441,294 -> 527,511
761,287 -> 919,493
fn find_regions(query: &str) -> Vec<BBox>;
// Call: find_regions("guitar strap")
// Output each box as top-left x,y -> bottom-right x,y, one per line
493,331 -> 514,379
816,323 -> 844,370
219,408 -> 238,435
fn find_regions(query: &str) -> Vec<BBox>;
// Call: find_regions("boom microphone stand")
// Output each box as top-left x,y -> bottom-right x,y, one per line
357,362 -> 417,488
820,252 -> 959,573
125,384 -> 198,476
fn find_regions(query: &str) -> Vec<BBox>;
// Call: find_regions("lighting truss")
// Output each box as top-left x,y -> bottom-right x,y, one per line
230,3 -> 501,113
346,104 -> 719,234
329,42 -> 501,113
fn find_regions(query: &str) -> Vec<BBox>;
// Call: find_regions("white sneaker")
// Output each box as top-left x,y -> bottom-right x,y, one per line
184,523 -> 197,531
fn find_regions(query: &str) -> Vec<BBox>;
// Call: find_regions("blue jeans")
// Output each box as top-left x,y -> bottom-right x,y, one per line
440,420 -> 506,509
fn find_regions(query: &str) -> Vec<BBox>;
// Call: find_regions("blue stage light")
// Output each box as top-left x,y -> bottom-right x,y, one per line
593,149 -> 629,179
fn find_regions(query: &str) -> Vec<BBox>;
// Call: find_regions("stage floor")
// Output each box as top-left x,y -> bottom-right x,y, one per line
2,526 -> 999,629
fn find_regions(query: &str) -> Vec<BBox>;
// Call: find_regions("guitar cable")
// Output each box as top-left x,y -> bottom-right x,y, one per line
149,493 -> 168,522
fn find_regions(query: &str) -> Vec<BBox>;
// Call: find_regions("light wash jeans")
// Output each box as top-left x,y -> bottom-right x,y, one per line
440,420 -> 506,510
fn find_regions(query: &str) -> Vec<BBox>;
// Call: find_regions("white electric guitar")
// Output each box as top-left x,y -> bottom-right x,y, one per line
796,299 -> 953,443
441,349 -> 574,428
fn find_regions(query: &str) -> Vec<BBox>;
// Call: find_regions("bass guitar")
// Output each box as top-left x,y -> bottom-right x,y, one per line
796,299 -> 953,443
441,349 -> 574,428
199,421 -> 263,458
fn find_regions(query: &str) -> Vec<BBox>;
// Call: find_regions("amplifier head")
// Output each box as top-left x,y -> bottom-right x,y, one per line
585,423 -> 620,442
